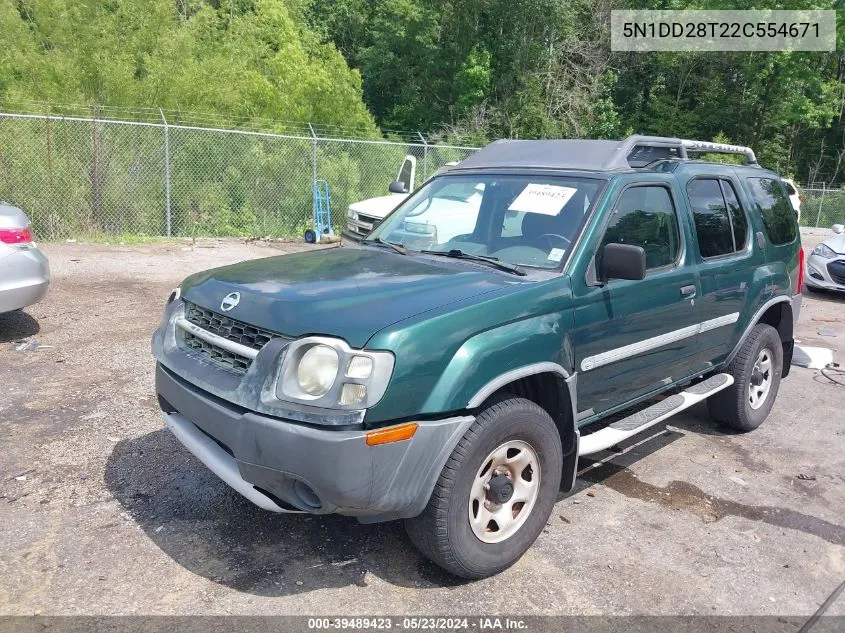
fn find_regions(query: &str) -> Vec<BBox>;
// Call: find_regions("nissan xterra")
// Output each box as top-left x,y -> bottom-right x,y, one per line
152,135 -> 803,578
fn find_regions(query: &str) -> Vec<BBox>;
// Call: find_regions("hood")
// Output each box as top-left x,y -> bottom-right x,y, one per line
821,233 -> 845,255
180,247 -> 518,348
348,193 -> 408,219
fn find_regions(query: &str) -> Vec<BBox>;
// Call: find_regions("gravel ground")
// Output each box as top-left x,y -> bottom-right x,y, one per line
0,234 -> 843,617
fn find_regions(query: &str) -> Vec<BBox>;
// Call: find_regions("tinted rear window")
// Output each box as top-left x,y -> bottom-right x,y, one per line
687,179 -> 748,258
745,177 -> 797,245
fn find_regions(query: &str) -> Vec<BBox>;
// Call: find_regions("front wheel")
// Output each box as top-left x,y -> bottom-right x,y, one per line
404,396 -> 562,579
708,324 -> 783,432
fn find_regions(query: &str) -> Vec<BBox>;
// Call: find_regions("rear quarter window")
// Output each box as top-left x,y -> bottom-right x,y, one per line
745,177 -> 797,245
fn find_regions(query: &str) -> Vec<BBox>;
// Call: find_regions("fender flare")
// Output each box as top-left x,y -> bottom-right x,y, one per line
467,361 -> 580,493
725,296 -> 792,366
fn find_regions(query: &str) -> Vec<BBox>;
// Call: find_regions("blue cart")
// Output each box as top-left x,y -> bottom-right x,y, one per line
305,179 -> 333,243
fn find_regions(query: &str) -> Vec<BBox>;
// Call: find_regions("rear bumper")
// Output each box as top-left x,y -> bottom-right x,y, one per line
156,364 -> 474,522
0,247 -> 50,313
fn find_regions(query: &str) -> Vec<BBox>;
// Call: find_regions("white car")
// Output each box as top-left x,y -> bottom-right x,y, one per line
0,203 -> 50,314
345,156 -> 460,240
805,224 -> 845,292
782,178 -> 802,221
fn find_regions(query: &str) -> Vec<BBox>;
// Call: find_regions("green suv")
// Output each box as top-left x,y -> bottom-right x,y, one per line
152,135 -> 803,578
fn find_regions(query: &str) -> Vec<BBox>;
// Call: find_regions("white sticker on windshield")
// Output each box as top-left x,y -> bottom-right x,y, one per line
508,184 -> 577,216
548,248 -> 565,262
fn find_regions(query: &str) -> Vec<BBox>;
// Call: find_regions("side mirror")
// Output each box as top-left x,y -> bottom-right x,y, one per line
600,243 -> 646,282
832,224 -> 844,234
388,181 -> 409,194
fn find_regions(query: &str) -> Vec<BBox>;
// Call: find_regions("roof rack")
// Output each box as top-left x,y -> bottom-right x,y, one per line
453,134 -> 759,173
616,135 -> 758,168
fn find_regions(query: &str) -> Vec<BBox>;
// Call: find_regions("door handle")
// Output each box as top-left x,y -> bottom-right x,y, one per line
680,285 -> 697,297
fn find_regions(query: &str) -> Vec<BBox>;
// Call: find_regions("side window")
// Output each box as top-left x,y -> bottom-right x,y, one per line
687,178 -> 747,258
720,180 -> 748,249
601,186 -> 680,270
746,177 -> 797,245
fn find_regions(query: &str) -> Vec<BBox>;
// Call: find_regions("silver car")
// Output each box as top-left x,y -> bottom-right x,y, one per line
805,223 -> 845,293
0,203 -> 50,314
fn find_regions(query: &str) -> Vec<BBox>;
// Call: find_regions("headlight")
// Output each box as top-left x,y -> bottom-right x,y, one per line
277,337 -> 395,409
166,287 -> 181,305
812,244 -> 837,259
297,345 -> 339,396
347,208 -> 358,221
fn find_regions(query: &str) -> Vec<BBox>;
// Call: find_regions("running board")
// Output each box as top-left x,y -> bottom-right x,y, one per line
578,373 -> 734,456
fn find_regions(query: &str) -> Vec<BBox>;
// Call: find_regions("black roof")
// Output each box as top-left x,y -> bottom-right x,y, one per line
452,135 -> 758,173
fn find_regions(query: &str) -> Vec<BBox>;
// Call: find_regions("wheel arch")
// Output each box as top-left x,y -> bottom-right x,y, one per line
728,296 -> 794,377
469,364 -> 580,493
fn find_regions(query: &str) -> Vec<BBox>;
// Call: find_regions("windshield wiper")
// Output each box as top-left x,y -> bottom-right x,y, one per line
363,237 -> 407,255
421,249 -> 526,276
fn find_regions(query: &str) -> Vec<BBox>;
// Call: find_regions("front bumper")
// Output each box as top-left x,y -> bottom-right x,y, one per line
156,363 -> 474,522
805,254 -> 845,292
0,247 -> 50,313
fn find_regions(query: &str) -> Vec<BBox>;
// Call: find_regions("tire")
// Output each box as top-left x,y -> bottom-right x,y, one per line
707,324 -> 783,432
304,229 -> 317,244
404,396 -> 563,579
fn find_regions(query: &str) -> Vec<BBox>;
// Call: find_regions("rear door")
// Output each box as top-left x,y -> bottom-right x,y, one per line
745,175 -> 802,293
570,176 -> 702,418
683,174 -> 763,363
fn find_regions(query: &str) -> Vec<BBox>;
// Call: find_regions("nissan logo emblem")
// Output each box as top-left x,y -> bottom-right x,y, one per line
220,292 -> 240,312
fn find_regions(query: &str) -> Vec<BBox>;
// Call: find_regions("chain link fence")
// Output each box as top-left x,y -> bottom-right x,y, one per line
799,186 -> 845,229
0,112 -> 478,240
3,110 -> 842,239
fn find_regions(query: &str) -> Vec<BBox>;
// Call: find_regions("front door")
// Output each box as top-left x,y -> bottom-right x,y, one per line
571,180 -> 702,418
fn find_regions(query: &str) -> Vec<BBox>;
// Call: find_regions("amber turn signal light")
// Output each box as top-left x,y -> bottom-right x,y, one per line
365,422 -> 418,446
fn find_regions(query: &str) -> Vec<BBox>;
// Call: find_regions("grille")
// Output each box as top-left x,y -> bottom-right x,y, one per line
181,331 -> 252,374
349,213 -> 382,238
179,302 -> 282,375
185,302 -> 277,350
827,261 -> 845,286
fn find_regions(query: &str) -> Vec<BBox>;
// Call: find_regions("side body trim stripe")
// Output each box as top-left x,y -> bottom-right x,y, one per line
580,312 -> 739,372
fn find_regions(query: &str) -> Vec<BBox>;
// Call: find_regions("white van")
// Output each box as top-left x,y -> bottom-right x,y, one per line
782,178 -> 802,221
345,156 -> 417,240
345,157 -> 462,240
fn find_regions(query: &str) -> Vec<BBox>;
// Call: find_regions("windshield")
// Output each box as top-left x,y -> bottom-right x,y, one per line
368,174 -> 603,269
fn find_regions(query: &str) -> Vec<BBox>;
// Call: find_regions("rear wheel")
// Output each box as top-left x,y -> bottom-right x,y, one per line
404,396 -> 562,579
708,324 -> 783,432
304,229 -> 317,243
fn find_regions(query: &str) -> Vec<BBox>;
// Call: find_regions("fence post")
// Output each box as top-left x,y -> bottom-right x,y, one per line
308,123 -> 318,190
418,132 -> 429,180
815,183 -> 826,228
160,109 -> 172,237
